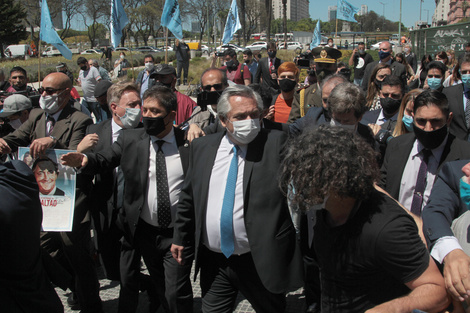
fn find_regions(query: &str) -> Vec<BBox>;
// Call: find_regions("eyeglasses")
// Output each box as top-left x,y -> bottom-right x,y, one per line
38,87 -> 65,95
202,83 -> 224,92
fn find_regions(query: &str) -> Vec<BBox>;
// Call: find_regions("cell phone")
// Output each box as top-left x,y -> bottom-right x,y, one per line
196,91 -> 223,111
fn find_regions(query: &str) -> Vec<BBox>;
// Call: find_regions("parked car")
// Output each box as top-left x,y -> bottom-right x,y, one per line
370,41 -> 396,50
134,46 -> 162,53
201,45 -> 212,55
216,43 -> 245,54
244,41 -> 267,52
277,42 -> 303,53
42,46 -> 80,57
115,47 -> 131,52
80,49 -> 102,55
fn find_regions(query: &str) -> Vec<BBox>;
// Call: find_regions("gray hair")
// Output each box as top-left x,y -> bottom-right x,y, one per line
328,82 -> 366,119
89,59 -> 99,67
217,85 -> 263,120
320,73 -> 349,89
107,81 -> 140,109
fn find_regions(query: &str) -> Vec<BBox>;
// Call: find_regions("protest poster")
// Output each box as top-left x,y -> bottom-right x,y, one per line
19,148 -> 75,231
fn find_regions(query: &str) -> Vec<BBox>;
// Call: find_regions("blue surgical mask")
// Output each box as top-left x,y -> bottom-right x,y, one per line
427,77 -> 442,90
402,114 -> 414,132
378,51 -> 391,60
462,74 -> 470,88
460,178 -> 470,210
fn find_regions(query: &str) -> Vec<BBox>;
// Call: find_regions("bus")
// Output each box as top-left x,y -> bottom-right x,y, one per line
274,33 -> 294,42
250,33 -> 262,40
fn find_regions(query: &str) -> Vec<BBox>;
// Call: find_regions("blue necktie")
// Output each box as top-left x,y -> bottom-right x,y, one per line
220,145 -> 239,258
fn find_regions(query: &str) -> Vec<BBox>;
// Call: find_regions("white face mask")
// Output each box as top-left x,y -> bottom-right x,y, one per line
39,92 -> 64,114
228,118 -> 260,145
120,55 -> 125,59
330,118 -> 356,132
9,118 -> 22,130
118,106 -> 142,129
328,42 -> 333,47
145,62 -> 154,71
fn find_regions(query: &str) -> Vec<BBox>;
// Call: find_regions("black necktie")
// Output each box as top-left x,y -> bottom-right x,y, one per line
410,149 -> 431,216
155,140 -> 171,228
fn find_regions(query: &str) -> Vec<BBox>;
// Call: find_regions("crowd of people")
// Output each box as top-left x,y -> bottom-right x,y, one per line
3,39 -> 470,313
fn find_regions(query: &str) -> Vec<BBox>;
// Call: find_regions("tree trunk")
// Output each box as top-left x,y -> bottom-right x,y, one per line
265,0 -> 272,42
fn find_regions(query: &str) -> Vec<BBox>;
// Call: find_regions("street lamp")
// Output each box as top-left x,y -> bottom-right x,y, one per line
380,2 -> 387,31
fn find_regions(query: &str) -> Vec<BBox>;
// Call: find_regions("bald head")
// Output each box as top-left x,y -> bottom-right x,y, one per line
321,74 -> 349,110
41,72 -> 72,111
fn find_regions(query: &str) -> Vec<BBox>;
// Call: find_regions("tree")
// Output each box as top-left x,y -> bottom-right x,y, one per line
244,0 -> 263,42
61,0 -> 83,40
0,0 -> 28,57
82,0 -> 109,47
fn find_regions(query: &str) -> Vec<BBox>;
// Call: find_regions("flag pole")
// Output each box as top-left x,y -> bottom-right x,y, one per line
335,18 -> 338,38
165,27 -> 168,64
129,48 -> 135,80
38,41 -> 41,88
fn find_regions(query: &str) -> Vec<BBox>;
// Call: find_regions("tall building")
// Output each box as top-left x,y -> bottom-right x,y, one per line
358,5 -> 368,16
447,0 -> 469,24
432,0 -> 450,26
272,0 -> 310,22
328,5 -> 337,22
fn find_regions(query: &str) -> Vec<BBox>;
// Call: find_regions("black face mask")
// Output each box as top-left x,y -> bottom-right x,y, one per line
244,59 -> 250,64
225,60 -> 238,70
268,51 -> 276,58
154,81 -> 172,89
143,115 -> 168,136
380,97 -> 401,115
278,79 -> 297,92
315,69 -> 335,83
80,66 -> 88,71
413,123 -> 448,150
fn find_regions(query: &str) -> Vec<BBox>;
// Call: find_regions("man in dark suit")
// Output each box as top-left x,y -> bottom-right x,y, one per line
77,81 -> 157,312
253,41 -> 283,92
422,159 -> 470,310
443,54 -> 470,141
0,72 -> 102,313
0,160 -> 63,313
170,85 -> 302,313
62,86 -> 194,313
361,41 -> 406,91
381,90 -> 470,217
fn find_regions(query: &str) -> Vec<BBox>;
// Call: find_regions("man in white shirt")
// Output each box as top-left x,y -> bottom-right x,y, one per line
381,89 -> 470,215
77,56 -> 103,122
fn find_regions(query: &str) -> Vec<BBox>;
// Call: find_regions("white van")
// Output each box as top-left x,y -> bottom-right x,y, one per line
4,44 -> 33,59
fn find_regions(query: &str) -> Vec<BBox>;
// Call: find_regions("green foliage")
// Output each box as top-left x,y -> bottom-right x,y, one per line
0,0 -> 28,57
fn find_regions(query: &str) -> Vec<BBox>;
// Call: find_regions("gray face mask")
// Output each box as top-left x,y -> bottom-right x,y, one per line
118,106 -> 142,129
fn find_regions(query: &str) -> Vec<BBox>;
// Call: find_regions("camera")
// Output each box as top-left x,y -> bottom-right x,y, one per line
295,52 -> 313,69
196,90 -> 223,111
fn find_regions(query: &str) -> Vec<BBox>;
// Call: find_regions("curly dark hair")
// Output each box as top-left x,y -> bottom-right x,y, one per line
280,125 -> 379,211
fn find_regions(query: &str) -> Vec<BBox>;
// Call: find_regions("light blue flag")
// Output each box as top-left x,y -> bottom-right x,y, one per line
337,0 -> 359,23
222,0 -> 242,44
110,0 -> 129,48
161,0 -> 183,40
310,20 -> 321,50
40,0 -> 72,60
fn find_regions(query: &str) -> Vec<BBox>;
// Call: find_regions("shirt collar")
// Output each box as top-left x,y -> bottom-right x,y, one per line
48,109 -> 63,122
150,127 -> 176,145
412,134 -> 448,160
111,118 -> 123,136
222,133 -> 247,157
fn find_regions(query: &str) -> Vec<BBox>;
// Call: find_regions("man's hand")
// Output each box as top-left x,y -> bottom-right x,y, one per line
265,105 -> 275,120
443,249 -> 470,301
170,244 -> 185,265
60,152 -> 88,168
0,138 -> 12,155
77,133 -> 99,153
30,137 -> 55,158
368,123 -> 382,136
186,124 -> 205,143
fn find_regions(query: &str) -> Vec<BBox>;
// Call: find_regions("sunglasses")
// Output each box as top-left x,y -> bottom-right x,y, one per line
38,87 -> 65,95
202,83 -> 224,92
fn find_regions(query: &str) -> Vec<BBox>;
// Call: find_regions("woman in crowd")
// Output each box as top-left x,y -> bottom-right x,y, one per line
395,53 -> 415,86
267,62 -> 299,123
392,89 -> 423,137
415,54 -> 433,88
114,52 -> 130,78
365,63 -> 391,110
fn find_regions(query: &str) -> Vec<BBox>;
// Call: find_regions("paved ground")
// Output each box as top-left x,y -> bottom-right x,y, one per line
56,262 -> 306,313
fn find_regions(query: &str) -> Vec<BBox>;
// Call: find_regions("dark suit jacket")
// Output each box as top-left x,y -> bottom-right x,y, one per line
360,109 -> 398,131
443,84 -> 469,140
422,159 -> 470,248
361,59 -> 407,91
253,57 -> 283,90
0,161 -> 63,313
83,127 -> 190,242
380,133 -> 470,200
173,129 -> 302,294
3,102 -> 92,151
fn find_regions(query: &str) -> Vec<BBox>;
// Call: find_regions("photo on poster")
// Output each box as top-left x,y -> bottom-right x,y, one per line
19,147 -> 75,232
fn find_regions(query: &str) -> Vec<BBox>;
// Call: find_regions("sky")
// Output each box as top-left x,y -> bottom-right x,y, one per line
310,0 -> 437,28
70,0 -> 437,32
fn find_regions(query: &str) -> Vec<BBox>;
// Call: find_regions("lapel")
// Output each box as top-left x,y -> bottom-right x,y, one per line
199,132 -> 224,220
174,127 -> 190,175
439,134 -> 458,169
50,105 -> 73,140
36,112 -> 47,139
243,130 -> 267,198
138,131 -> 151,191
456,84 -> 466,127
394,134 -> 415,180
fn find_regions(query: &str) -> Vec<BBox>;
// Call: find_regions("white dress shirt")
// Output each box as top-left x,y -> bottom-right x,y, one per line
203,135 -> 250,255
111,118 -> 123,143
141,128 -> 184,227
398,137 -> 447,212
